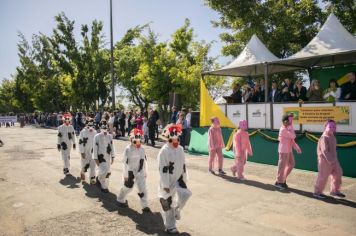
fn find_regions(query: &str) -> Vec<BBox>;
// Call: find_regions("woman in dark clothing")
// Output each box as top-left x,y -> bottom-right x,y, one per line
119,111 -> 126,137
294,80 -> 308,101
280,87 -> 293,102
147,111 -> 156,147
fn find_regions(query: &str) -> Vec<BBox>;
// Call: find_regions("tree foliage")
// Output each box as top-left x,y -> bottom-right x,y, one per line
204,0 -> 356,86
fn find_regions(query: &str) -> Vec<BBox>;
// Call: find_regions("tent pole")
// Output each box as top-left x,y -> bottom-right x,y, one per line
264,63 -> 268,102
264,63 -> 269,129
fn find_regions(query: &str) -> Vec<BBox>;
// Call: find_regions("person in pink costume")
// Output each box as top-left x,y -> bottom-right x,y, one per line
208,117 -> 226,175
230,120 -> 253,180
313,120 -> 345,199
275,114 -> 302,189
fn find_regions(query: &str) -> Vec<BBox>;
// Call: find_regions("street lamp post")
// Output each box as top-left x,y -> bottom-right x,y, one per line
110,0 -> 115,110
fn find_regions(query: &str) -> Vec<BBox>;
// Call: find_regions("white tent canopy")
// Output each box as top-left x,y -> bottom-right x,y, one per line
273,13 -> 356,68
203,34 -> 295,77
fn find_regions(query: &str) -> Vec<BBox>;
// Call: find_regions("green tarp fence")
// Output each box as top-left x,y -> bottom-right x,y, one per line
188,127 -> 356,178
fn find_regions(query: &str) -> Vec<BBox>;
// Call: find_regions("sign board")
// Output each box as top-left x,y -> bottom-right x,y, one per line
0,116 -> 17,123
283,106 -> 350,124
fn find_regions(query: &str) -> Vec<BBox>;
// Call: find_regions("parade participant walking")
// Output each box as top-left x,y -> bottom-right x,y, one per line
78,118 -> 97,184
158,124 -> 192,234
93,120 -> 115,193
117,129 -> 151,213
313,120 -> 345,199
275,114 -> 302,189
208,117 -> 226,175
57,113 -> 76,175
230,120 -> 253,180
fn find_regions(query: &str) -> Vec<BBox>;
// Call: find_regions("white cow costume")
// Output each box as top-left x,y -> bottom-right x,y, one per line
79,118 -> 97,184
158,124 -> 192,234
57,113 -> 76,175
117,129 -> 151,212
93,120 -> 115,193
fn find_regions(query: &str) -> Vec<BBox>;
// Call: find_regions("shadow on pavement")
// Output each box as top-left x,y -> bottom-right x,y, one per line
59,174 -> 80,189
288,188 -> 356,208
82,182 -> 117,212
219,174 -> 356,208
219,174 -> 278,192
117,206 -> 191,236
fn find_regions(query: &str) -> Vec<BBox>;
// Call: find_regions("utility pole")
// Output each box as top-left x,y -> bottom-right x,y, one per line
110,0 -> 115,109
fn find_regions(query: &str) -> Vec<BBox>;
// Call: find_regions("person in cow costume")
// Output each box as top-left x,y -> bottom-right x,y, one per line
117,128 -> 151,213
230,120 -> 253,180
57,113 -> 76,175
158,124 -> 192,234
313,120 -> 345,199
79,118 -> 97,184
93,120 -> 115,193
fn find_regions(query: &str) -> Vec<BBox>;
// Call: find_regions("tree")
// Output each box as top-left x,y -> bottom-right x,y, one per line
0,79 -> 19,113
114,25 -> 151,110
323,0 -> 356,33
205,0 -> 324,58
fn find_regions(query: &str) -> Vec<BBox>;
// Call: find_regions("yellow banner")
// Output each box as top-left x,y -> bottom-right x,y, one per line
200,79 -> 236,128
283,106 -> 350,125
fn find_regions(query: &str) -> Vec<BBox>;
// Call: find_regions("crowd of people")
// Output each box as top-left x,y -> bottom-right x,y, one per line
230,71 -> 356,103
9,106 -> 193,149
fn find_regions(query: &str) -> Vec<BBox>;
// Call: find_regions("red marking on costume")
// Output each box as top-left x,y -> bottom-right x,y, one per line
168,124 -> 182,134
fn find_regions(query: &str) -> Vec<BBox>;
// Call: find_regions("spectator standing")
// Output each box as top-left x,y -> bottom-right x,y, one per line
147,110 -> 156,147
341,72 -> 356,100
176,113 -> 187,149
231,84 -> 242,103
108,113 -> 115,135
135,111 -> 144,130
307,80 -> 323,101
170,106 -> 178,124
294,80 -> 308,102
119,110 -> 126,137
280,87 -> 293,102
269,81 -> 281,102
323,79 -> 341,102
153,109 -> 160,140
242,86 -> 253,103
282,78 -> 294,93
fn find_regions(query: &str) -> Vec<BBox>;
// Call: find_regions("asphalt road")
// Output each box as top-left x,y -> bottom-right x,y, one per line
0,126 -> 355,236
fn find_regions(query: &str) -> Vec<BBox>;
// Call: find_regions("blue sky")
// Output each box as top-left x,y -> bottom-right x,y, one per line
0,0 -> 231,81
